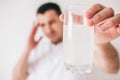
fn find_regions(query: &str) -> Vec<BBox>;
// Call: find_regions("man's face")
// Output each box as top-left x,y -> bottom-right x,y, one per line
37,9 -> 63,44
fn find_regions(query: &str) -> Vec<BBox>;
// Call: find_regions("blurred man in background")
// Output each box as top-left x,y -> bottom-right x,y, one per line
13,2 -> 120,80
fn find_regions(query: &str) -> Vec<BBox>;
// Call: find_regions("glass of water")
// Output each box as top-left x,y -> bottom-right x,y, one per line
63,4 -> 94,74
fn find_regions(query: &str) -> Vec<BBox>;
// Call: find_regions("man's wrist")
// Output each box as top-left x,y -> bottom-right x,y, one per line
23,47 -> 33,55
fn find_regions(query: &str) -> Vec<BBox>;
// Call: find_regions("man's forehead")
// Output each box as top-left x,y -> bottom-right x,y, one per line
37,9 -> 59,23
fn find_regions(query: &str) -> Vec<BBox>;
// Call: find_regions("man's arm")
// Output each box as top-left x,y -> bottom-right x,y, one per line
13,23 -> 41,80
84,4 -> 120,73
13,50 -> 30,80
94,43 -> 119,73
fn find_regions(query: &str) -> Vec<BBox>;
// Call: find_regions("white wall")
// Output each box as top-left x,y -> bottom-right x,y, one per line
0,0 -> 36,79
0,0 -> 120,80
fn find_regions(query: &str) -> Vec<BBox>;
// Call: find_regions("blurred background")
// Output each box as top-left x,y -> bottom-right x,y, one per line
0,0 -> 120,80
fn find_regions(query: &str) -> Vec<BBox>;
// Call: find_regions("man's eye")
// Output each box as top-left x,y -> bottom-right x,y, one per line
40,24 -> 45,27
50,20 -> 55,25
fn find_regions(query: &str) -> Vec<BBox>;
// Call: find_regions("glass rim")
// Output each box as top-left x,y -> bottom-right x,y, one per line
65,3 -> 91,10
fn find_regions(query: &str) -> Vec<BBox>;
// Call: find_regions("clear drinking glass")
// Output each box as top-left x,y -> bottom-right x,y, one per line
63,4 -> 94,74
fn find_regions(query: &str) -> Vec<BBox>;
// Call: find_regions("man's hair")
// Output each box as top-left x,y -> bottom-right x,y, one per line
37,2 -> 62,16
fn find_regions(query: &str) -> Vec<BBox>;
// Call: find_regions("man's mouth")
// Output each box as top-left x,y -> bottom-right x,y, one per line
48,33 -> 56,39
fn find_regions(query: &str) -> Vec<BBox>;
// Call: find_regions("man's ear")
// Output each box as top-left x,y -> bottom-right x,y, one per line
59,14 -> 64,22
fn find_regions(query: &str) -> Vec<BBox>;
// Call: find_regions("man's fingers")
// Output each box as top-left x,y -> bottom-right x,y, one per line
91,7 -> 114,25
99,14 -> 120,31
85,4 -> 105,19
29,22 -> 39,39
110,26 -> 120,39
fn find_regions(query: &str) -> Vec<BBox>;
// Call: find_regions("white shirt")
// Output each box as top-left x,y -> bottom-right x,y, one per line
26,37 -> 120,80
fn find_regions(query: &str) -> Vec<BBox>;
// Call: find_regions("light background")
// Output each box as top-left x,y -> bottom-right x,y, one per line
0,0 -> 120,80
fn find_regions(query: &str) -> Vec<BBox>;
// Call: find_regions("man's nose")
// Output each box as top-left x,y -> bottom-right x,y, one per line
45,25 -> 52,34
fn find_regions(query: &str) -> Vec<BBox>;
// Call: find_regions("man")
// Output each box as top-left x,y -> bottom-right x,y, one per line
13,2 -> 120,80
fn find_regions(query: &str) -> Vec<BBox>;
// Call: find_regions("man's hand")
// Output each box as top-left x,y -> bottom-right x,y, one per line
85,4 -> 120,73
85,4 -> 120,45
13,22 -> 42,80
60,3 -> 120,73
25,22 -> 42,52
